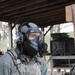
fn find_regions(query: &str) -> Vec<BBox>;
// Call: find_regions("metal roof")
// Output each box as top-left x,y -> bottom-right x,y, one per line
0,0 -> 75,27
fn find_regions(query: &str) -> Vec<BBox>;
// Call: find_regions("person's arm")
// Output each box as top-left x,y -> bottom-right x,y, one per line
40,57 -> 48,75
0,53 -> 13,75
0,60 -> 11,75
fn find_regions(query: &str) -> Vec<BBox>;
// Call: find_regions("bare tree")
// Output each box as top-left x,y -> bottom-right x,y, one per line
0,22 -> 8,40
50,24 -> 60,33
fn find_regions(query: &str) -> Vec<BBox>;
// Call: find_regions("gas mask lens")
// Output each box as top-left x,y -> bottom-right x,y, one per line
29,32 -> 41,40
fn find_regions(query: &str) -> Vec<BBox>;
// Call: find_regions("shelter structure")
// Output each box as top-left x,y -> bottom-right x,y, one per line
0,0 -> 75,75
0,0 -> 75,48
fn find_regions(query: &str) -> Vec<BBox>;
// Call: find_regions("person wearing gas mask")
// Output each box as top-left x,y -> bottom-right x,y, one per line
0,22 -> 48,75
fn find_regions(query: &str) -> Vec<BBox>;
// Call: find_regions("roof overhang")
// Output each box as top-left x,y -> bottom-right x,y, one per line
0,0 -> 75,27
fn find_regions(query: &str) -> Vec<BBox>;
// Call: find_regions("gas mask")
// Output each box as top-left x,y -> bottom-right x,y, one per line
23,34 -> 48,57
17,22 -> 48,57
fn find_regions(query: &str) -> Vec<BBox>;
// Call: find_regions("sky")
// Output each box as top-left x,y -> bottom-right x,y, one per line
44,22 -> 74,35
60,23 -> 74,32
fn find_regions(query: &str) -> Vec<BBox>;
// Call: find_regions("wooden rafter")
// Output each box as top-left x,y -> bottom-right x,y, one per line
0,0 -> 75,27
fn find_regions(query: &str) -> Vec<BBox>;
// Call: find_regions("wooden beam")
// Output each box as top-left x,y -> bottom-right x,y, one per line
11,17 -> 65,27
0,0 -> 47,14
44,26 -> 53,36
1,0 -> 75,15
66,5 -> 72,22
17,16 -> 65,25
12,18 -> 66,27
0,7 -> 64,22
7,12 -> 65,25
72,4 -> 75,49
18,8 -> 65,20
2,0 -> 66,16
9,7 -> 64,19
34,15 -> 65,23
0,0 -> 6,2
19,11 -> 65,22
10,8 -> 65,21
0,0 -> 26,8
0,10 -> 65,26
36,14 -> 65,21
8,21 -> 13,48
37,20 -> 66,27
0,15 -> 11,21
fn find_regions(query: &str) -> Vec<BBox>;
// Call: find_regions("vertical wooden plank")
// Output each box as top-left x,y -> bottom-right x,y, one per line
8,21 -> 13,49
66,5 -> 72,22
72,4 -> 75,47
41,27 -> 44,40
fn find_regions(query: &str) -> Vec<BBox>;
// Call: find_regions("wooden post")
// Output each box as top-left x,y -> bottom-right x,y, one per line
72,4 -> 75,48
41,27 -> 44,40
8,21 -> 13,49
66,5 -> 72,22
